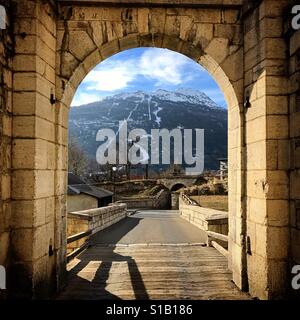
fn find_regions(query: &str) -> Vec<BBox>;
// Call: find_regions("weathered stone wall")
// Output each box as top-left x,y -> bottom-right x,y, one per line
67,203 -> 127,253
6,0 -> 244,299
94,179 -> 157,194
179,197 -> 228,235
10,0 -> 61,298
117,189 -> 171,209
4,0 -> 298,300
0,0 -> 13,300
67,194 -> 98,213
118,197 -> 154,209
286,6 -> 300,296
239,0 -> 291,299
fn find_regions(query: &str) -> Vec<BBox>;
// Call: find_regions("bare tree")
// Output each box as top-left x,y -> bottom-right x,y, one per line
68,138 -> 88,176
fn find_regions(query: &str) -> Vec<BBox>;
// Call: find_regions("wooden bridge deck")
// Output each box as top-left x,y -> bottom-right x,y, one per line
58,244 -> 250,300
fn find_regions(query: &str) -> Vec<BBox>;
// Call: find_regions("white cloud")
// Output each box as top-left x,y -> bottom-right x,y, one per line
79,48 -> 196,92
85,64 -> 135,91
71,92 -> 103,107
140,49 -> 191,85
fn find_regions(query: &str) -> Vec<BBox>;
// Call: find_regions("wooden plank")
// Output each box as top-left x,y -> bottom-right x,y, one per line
67,230 -> 92,244
207,230 -> 228,242
67,241 -> 90,262
59,244 -> 250,300
211,240 -> 228,258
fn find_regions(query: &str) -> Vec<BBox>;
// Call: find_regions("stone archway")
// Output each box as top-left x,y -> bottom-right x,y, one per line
56,5 -> 245,295
5,0 -> 294,300
170,183 -> 186,192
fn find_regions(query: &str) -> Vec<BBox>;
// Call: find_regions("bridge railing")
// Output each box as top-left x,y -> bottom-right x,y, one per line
181,193 -> 199,206
179,194 -> 229,258
67,229 -> 92,262
67,203 -> 127,262
206,231 -> 229,258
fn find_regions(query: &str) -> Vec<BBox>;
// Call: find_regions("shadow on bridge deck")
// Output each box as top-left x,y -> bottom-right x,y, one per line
58,211 -> 250,300
60,214 -> 149,300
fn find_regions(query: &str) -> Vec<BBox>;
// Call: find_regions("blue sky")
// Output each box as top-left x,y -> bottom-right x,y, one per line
71,48 -> 227,108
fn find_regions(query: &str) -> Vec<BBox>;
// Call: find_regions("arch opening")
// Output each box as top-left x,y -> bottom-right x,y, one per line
57,31 -> 243,298
170,183 -> 186,192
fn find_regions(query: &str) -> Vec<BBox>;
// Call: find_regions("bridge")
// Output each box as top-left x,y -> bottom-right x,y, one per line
158,175 -> 200,191
0,0 -> 299,300
59,210 -> 249,300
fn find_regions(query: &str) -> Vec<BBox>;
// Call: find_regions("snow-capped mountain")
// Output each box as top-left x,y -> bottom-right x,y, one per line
69,89 -> 227,170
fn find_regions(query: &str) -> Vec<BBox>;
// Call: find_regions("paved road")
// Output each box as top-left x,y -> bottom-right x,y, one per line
91,210 -> 207,245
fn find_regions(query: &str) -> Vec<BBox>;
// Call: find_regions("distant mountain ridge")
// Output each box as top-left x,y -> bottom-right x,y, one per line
69,89 -> 228,170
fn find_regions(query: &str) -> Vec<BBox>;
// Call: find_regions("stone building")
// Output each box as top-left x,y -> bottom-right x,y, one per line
0,0 -> 299,300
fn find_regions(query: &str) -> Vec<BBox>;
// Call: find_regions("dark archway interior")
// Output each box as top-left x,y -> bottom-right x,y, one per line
170,184 -> 186,192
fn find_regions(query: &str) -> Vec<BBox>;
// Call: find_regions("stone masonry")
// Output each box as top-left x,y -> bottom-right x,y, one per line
0,0 -> 298,299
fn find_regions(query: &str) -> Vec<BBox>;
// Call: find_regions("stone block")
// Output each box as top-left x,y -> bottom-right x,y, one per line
291,229 -> 300,264
11,228 -> 34,262
267,226 -> 289,259
0,232 -> 9,264
56,125 -> 68,146
69,30 -> 97,62
137,8 -> 150,34
187,8 -> 221,23
244,46 -> 260,72
220,47 -> 243,82
290,170 -> 300,199
35,170 -> 55,198
277,139 -> 290,170
179,16 -> 193,41
224,9 -> 240,24
260,38 -> 286,60
245,116 -> 266,144
82,50 -> 102,75
248,197 -> 267,225
100,39 -> 120,60
266,170 -> 289,200
12,139 -> 35,169
214,24 -> 241,45
259,17 -> 283,39
148,8 -> 166,34
69,63 -> 87,90
35,117 -> 55,142
36,1 -> 56,36
290,30 -> 300,56
259,1 -> 289,20
119,34 -> 140,51
266,95 -> 288,115
12,170 -> 35,200
11,199 -> 46,229
245,96 -> 266,122
247,253 -> 268,299
290,111 -> 300,138
60,51 -> 80,79
205,38 -> 229,64
267,200 -> 289,227
267,259 -> 289,299
266,115 -> 289,140
36,38 -> 56,69
72,7 -> 121,21
1,174 -> 11,201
